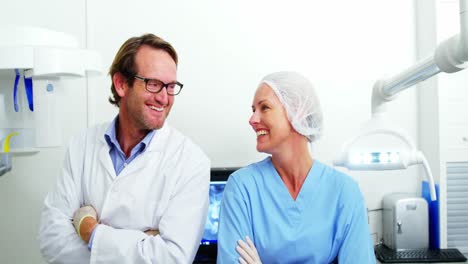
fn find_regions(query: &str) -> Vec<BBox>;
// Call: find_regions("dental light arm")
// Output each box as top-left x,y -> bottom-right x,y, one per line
335,0 -> 468,201
373,0 -> 468,115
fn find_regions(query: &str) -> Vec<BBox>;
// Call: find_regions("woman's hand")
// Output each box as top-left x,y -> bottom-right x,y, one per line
236,236 -> 262,264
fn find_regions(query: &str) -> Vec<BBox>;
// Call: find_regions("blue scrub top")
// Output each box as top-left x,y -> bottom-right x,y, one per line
217,157 -> 376,264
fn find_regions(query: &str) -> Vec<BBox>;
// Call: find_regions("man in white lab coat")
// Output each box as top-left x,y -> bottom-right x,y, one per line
38,34 -> 210,263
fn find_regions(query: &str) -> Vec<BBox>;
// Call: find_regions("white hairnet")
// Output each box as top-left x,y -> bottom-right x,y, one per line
260,71 -> 323,142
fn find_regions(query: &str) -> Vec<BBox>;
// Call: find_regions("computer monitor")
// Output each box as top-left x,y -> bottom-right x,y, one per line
195,167 -> 239,263
200,180 -> 226,245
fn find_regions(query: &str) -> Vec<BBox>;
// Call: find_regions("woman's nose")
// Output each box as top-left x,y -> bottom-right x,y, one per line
249,112 -> 259,126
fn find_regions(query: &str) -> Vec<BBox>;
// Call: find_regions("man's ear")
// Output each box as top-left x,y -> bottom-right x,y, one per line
113,72 -> 127,97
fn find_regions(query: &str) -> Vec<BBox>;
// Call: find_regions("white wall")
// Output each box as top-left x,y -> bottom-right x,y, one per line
0,1 -> 428,263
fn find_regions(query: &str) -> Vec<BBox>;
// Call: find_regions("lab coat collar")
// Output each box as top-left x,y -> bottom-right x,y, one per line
97,123 -> 170,179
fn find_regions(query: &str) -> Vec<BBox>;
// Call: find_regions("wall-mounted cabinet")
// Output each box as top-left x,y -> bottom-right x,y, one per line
0,25 -> 101,78
0,25 -> 101,153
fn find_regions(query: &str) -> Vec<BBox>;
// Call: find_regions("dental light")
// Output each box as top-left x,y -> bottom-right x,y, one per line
334,0 -> 468,201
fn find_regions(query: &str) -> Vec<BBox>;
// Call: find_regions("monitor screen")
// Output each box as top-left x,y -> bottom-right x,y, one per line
195,168 -> 238,262
201,181 -> 226,245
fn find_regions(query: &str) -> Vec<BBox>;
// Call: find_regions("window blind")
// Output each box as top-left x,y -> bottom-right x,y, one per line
447,162 -> 468,256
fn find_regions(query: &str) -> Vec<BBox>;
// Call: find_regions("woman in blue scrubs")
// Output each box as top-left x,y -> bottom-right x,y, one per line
217,71 -> 376,264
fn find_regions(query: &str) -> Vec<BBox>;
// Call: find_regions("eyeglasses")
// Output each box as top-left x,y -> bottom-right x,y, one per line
134,75 -> 183,96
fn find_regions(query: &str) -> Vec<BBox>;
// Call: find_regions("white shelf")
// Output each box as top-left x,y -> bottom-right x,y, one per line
0,25 -> 101,78
0,148 -> 40,155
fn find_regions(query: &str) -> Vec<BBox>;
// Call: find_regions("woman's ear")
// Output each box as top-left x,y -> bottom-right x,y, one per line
113,72 -> 127,97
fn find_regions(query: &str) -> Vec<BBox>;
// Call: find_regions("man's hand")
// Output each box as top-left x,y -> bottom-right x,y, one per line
236,236 -> 262,264
144,229 -> 160,236
72,205 -> 98,243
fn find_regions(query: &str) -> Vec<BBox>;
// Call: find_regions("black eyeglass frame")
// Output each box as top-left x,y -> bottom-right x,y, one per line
134,75 -> 184,95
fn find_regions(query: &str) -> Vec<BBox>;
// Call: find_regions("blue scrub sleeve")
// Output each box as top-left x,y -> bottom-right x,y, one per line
336,184 -> 376,263
217,178 -> 253,264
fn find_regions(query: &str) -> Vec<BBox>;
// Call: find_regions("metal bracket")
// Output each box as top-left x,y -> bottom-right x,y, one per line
0,153 -> 12,177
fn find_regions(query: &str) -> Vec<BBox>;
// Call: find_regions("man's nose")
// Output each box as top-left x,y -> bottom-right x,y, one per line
155,87 -> 169,104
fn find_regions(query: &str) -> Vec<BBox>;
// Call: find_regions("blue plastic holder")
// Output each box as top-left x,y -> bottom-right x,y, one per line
13,69 -> 20,112
12,69 -> 34,112
422,181 -> 440,249
24,75 -> 34,111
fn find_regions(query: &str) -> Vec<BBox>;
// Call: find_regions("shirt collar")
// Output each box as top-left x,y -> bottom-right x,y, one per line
104,115 -> 156,153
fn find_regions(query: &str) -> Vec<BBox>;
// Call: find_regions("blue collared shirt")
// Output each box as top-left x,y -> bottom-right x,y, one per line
88,116 -> 156,250
104,116 -> 156,176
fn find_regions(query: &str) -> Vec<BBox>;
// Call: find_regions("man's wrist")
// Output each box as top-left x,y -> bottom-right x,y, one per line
79,217 -> 98,243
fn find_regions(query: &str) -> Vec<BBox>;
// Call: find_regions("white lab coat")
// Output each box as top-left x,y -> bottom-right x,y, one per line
38,123 -> 210,264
